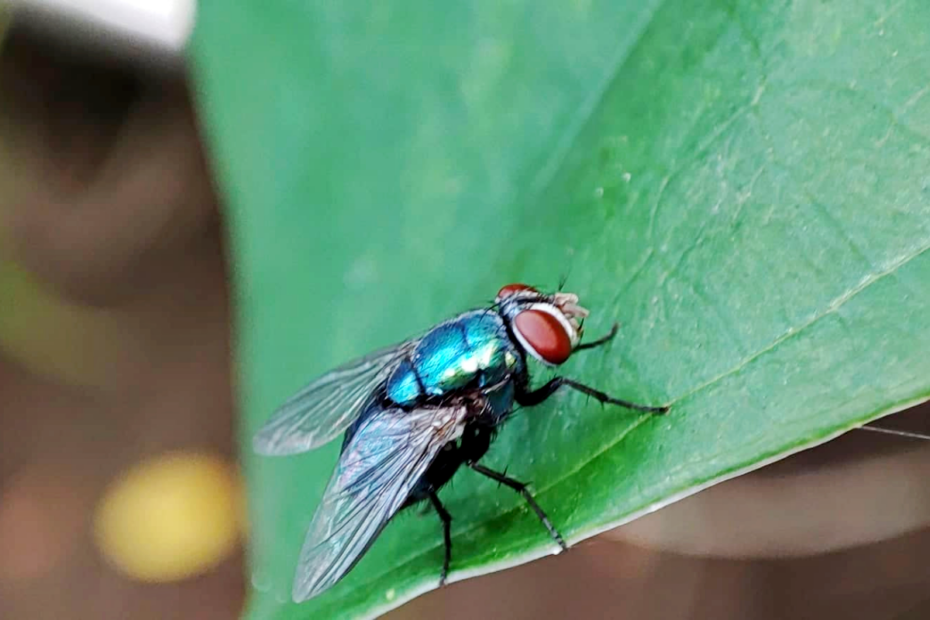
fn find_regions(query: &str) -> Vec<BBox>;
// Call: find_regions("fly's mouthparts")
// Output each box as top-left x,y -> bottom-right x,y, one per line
552,292 -> 589,341
552,292 -> 589,319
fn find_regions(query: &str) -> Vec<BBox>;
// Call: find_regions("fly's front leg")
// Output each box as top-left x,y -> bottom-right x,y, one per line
574,322 -> 619,351
516,377 -> 668,414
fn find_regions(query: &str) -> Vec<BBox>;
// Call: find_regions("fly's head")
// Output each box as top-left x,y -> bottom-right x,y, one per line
495,283 -> 591,366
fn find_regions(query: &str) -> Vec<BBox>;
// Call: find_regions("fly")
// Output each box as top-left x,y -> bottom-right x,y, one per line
254,283 -> 669,602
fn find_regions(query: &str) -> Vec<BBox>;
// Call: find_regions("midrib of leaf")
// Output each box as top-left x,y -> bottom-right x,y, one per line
671,239 -> 930,406
531,240 -> 930,513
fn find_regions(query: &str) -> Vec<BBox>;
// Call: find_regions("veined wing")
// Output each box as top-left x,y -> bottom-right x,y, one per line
292,403 -> 468,602
253,340 -> 417,456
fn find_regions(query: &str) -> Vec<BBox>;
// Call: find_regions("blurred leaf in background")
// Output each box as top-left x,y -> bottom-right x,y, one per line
0,261 -> 105,386
191,0 -> 930,618
0,14 -> 96,387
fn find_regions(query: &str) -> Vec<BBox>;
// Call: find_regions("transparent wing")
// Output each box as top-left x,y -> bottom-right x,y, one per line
292,403 -> 468,602
253,340 -> 417,456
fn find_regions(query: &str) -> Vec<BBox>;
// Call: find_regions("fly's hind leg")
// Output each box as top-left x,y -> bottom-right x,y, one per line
428,492 -> 452,586
469,463 -> 568,552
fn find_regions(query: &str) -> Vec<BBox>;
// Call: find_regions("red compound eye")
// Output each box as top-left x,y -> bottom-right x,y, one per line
496,283 -> 538,299
513,308 -> 573,365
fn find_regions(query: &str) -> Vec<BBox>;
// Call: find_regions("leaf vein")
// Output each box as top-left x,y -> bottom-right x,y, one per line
526,0 -> 668,201
669,239 -> 930,406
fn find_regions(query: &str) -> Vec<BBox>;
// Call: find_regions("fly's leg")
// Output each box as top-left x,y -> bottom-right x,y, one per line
574,322 -> 619,351
469,463 -> 568,552
428,492 -> 452,586
569,322 -> 667,411
516,377 -> 668,414
460,427 -> 566,548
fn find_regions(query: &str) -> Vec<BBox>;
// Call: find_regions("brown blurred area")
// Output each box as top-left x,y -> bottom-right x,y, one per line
0,25 -> 243,620
402,524 -> 930,620
2,24 -> 930,620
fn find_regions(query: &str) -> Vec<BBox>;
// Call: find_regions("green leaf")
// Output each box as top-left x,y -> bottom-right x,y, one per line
190,0 -> 930,618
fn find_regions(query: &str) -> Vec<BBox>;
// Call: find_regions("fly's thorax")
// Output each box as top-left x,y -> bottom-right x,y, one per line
495,283 -> 589,366
383,358 -> 421,406
384,310 -> 519,406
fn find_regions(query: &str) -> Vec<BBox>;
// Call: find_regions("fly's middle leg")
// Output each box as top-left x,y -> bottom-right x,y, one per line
469,463 -> 568,551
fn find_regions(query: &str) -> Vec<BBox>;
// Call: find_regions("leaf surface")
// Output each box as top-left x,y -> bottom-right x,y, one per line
190,1 -> 930,617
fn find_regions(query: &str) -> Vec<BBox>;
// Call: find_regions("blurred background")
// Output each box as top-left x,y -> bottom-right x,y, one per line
3,4 -> 930,620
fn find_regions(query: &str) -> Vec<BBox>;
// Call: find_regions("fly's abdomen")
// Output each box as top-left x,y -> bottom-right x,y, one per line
384,311 -> 520,406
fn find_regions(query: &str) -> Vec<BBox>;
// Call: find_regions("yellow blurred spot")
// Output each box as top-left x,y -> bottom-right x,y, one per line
94,452 -> 241,583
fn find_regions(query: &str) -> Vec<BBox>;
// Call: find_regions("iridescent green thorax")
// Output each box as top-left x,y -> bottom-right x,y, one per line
384,310 -> 521,407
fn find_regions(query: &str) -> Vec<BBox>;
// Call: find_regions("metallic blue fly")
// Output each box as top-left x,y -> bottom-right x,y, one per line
254,284 -> 668,602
